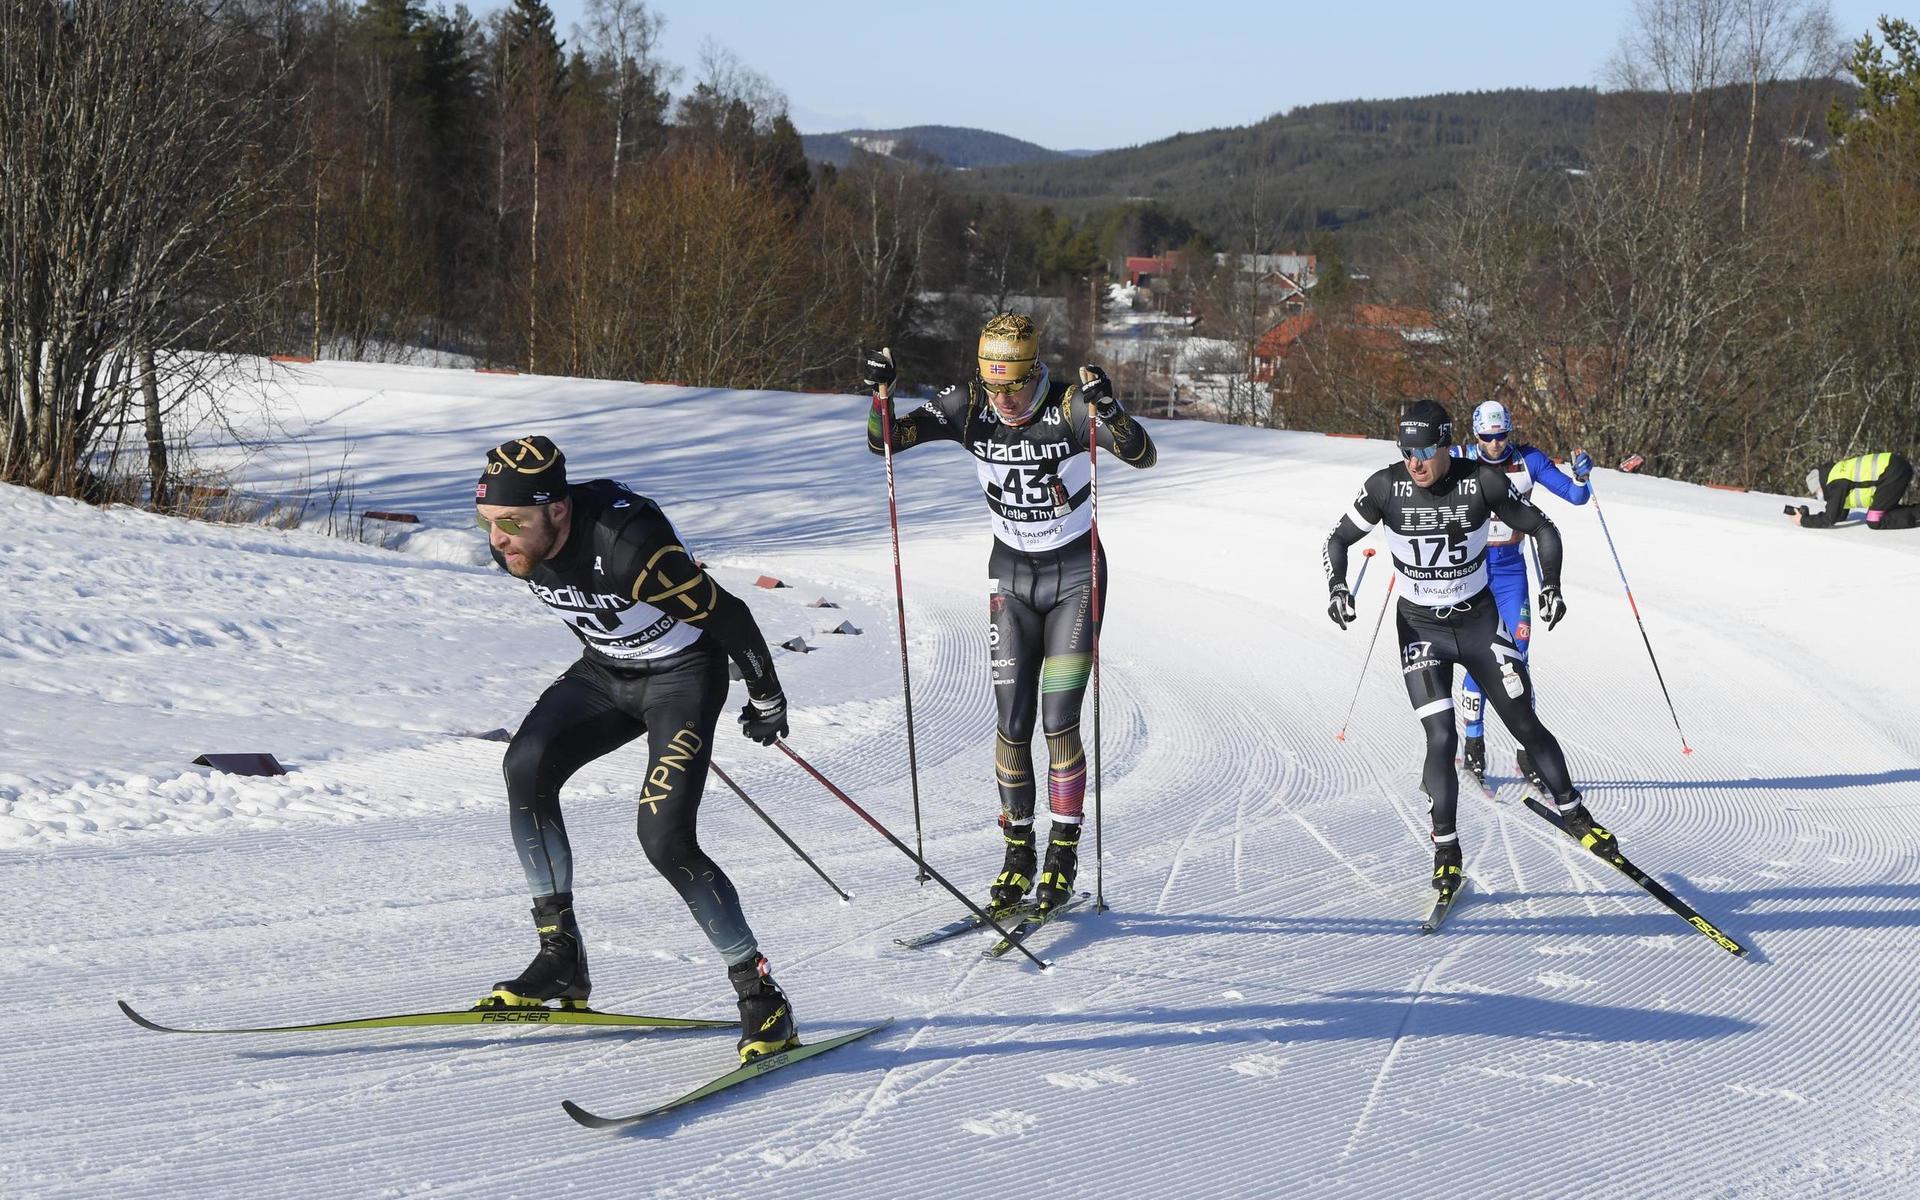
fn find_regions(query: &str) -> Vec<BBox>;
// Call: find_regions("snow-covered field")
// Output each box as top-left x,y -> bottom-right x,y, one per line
4,360 -> 1918,1198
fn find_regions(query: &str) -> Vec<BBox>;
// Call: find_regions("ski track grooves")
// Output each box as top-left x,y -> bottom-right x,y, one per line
11,384 -> 1920,1199
1341,948 -> 1463,1160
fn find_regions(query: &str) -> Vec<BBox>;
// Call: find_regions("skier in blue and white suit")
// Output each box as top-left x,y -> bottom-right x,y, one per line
1452,401 -> 1593,787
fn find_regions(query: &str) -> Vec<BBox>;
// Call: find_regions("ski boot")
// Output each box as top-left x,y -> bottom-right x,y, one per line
988,819 -> 1037,913
1516,746 -> 1549,793
476,893 -> 591,1010
728,953 -> 799,1063
1554,793 -> 1621,862
1432,838 -> 1463,896
1462,734 -> 1487,782
1033,822 -> 1081,915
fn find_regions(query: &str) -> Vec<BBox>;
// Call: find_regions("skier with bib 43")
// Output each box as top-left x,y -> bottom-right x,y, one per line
862,313 -> 1156,917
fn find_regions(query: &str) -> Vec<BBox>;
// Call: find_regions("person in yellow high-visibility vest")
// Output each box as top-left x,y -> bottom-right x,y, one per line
1788,452 -> 1917,530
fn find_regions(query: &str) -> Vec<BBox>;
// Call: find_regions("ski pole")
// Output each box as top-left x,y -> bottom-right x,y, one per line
1336,551 -> 1392,743
1586,477 -> 1692,754
1350,546 -> 1376,598
710,763 -> 851,903
1085,376 -> 1105,915
874,348 -> 929,882
775,741 -> 1051,970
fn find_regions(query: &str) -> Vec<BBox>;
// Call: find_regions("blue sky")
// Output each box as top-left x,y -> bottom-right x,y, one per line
539,0 -> 1896,150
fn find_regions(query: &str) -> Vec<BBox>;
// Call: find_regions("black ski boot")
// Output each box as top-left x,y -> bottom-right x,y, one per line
1516,746 -> 1548,793
728,953 -> 799,1063
988,819 -> 1037,912
1033,822 -> 1081,914
1554,793 -> 1621,862
477,893 -> 591,1010
1463,734 -> 1487,782
1432,838 -> 1463,894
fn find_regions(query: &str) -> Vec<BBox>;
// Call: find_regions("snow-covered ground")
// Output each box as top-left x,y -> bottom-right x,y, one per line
5,360 -> 1919,1198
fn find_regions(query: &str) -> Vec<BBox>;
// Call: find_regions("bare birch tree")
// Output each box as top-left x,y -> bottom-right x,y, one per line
0,0 -> 287,496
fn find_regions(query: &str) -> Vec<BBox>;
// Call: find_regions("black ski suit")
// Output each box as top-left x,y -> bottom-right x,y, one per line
1324,457 -> 1581,843
495,480 -> 781,967
868,365 -> 1156,828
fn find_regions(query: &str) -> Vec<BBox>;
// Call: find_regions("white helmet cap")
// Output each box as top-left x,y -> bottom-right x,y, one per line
1471,400 -> 1511,437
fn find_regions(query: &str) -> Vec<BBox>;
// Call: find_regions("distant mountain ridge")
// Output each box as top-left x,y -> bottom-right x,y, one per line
963,81 -> 1845,245
802,124 -> 1073,169
810,83 -> 1848,249
964,88 -> 1604,243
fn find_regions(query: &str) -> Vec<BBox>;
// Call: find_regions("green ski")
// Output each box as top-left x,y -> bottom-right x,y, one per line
1420,879 -> 1467,934
561,1020 -> 893,1129
986,891 -> 1090,959
117,999 -> 730,1034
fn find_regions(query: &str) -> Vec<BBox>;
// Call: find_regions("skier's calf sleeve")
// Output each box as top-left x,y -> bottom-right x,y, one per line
1043,725 -> 1087,821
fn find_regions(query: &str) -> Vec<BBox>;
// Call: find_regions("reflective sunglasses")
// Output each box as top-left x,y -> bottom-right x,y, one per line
981,372 -> 1034,396
1400,444 -> 1443,461
476,512 -> 532,536
1478,431 -> 1510,443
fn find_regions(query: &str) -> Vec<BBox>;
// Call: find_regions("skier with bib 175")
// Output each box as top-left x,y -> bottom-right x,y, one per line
862,313 -> 1156,917
1453,400 -> 1593,790
472,435 -> 800,1063
1323,400 -> 1618,896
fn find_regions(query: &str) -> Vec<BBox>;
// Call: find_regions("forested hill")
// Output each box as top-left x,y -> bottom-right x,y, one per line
802,124 -> 1076,168
961,88 -> 1601,243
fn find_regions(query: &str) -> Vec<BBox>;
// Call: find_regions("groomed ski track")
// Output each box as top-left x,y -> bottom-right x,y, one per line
3,362 -> 1917,1198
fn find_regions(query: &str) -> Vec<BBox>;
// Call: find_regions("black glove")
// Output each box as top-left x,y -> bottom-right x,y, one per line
738,693 -> 788,746
861,347 -> 896,394
1079,364 -> 1122,422
1537,585 -> 1566,630
1327,585 -> 1356,630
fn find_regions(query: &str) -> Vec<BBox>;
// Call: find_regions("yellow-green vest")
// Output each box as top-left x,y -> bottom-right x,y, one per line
1826,453 -> 1892,510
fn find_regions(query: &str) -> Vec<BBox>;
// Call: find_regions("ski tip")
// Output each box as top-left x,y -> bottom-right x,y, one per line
117,1000 -> 168,1032
560,1099 -> 611,1129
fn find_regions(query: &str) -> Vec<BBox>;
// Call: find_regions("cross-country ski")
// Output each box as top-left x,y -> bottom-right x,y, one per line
561,1021 -> 894,1130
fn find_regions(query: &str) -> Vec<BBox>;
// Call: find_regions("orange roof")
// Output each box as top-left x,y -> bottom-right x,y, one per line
1349,304 -> 1435,330
1255,312 -> 1318,358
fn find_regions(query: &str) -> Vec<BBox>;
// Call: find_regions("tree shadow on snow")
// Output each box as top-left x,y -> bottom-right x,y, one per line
902,990 -> 1757,1052
1581,767 -> 1920,793
579,987 -> 1755,1139
1098,875 -> 1920,954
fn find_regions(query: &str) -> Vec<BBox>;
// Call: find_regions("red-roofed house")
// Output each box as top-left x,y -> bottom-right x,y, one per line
1125,251 -> 1189,286
1253,304 -> 1442,384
